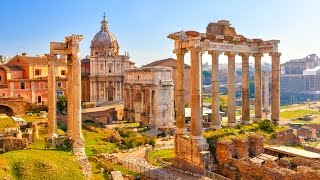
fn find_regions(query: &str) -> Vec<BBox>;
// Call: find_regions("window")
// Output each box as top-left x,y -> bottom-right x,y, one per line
61,70 -> 66,75
57,82 -> 62,88
109,65 -> 112,73
1,93 -> 4,97
0,76 -> 1,81
35,69 -> 41,75
20,82 -> 25,89
37,96 -> 42,104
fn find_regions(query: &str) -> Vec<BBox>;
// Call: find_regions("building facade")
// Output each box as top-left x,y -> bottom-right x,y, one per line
143,58 -> 191,107
0,54 -> 67,104
124,66 -> 174,129
281,54 -> 320,104
81,16 -> 134,103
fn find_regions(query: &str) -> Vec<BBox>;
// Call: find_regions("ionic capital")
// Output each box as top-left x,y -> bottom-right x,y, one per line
239,53 -> 250,60
253,53 -> 263,59
269,52 -> 281,58
189,46 -> 204,54
224,52 -> 237,57
173,48 -> 188,55
208,51 -> 221,56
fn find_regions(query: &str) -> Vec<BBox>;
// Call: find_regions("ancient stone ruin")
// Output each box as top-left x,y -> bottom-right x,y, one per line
46,34 -> 91,178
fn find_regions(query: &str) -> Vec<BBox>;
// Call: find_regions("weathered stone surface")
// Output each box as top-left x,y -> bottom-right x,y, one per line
0,137 -> 28,151
297,126 -> 317,139
111,171 -> 124,180
216,140 -> 234,163
248,134 -> 264,156
271,129 -> 299,145
234,138 -> 249,159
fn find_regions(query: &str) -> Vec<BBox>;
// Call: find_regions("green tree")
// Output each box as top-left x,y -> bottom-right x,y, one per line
57,95 -> 67,114
220,95 -> 228,111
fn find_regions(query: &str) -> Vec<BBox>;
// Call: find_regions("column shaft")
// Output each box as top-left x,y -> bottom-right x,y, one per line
190,47 -> 203,138
175,48 -> 187,134
47,54 -> 57,138
254,54 -> 263,119
72,55 -> 84,140
227,52 -> 236,125
67,56 -> 74,136
271,53 -> 281,122
263,72 -> 270,113
241,54 -> 250,122
209,51 -> 221,128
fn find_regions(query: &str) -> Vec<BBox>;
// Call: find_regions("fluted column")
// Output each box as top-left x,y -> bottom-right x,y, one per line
47,54 -> 58,138
271,52 -> 281,123
174,48 -> 188,134
67,55 -> 74,136
241,53 -> 250,123
226,52 -> 236,125
254,53 -> 263,119
190,47 -> 203,139
208,51 -> 221,129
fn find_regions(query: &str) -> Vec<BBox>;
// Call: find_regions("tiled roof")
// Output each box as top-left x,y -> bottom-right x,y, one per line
7,65 -> 23,71
8,55 -> 67,66
143,58 -> 190,68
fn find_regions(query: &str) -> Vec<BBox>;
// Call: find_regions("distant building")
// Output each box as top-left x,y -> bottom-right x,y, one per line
81,16 -> 135,103
143,58 -> 191,107
124,66 -> 174,129
281,54 -> 320,104
0,53 -> 67,104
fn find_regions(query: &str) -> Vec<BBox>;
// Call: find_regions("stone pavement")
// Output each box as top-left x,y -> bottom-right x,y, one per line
121,156 -> 205,180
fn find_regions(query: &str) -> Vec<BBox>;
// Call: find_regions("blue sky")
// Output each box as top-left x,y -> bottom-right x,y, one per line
1,0 -> 320,66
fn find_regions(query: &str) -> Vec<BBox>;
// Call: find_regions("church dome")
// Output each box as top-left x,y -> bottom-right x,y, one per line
91,16 -> 119,57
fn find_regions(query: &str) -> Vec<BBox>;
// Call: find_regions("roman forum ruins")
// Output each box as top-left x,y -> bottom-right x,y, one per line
46,34 -> 85,149
168,20 -> 281,169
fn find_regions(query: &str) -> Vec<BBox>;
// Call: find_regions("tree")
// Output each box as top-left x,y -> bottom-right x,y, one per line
220,95 -> 228,112
57,95 -> 67,114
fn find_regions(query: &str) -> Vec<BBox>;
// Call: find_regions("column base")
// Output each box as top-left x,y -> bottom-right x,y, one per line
210,125 -> 222,130
242,120 -> 251,125
226,122 -> 237,127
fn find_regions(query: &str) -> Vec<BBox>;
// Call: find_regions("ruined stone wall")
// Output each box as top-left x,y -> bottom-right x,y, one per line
297,127 -> 317,139
0,137 -> 28,151
271,128 -> 299,145
248,134 -> 264,156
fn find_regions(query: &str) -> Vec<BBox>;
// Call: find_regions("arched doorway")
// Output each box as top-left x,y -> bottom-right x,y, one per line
0,105 -> 14,116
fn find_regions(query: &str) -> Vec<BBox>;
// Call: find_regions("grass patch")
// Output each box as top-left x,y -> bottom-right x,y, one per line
0,115 -> 17,129
22,113 -> 48,123
0,149 -> 84,180
149,149 -> 175,166
280,109 -> 320,120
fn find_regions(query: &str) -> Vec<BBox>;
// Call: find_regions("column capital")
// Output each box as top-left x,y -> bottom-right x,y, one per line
239,53 -> 250,59
188,46 -> 204,54
224,52 -> 237,57
173,48 -> 188,55
269,52 -> 282,57
253,53 -> 264,58
208,51 -> 221,56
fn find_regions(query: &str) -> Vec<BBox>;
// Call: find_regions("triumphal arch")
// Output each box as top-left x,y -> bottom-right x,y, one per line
168,20 -> 281,170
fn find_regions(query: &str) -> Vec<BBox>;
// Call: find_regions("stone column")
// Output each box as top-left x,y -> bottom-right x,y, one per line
174,48 -> 187,134
67,55 -> 74,136
141,87 -> 145,112
72,52 -> 84,141
241,53 -> 250,123
226,52 -> 236,126
271,52 -> 281,123
254,53 -> 263,119
149,88 -> 154,125
190,47 -> 203,139
263,72 -> 270,115
47,54 -> 58,138
208,51 -> 221,129
129,86 -> 133,109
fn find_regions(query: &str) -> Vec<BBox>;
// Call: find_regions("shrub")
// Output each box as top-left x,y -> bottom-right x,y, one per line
258,119 -> 276,134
